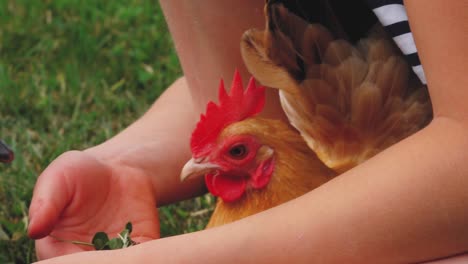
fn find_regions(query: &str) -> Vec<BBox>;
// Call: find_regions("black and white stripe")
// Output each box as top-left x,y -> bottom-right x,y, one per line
367,0 -> 427,84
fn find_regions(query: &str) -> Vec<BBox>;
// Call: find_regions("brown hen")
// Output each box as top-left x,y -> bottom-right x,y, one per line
181,0 -> 432,228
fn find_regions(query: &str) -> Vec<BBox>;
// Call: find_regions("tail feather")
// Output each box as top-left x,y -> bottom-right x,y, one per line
241,1 -> 432,172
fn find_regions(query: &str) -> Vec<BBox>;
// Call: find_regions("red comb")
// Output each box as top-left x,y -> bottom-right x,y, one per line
190,70 -> 266,157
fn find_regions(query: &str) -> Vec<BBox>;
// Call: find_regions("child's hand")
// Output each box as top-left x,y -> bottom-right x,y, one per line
28,150 -> 160,260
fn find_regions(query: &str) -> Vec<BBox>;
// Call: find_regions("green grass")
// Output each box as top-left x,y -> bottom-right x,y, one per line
0,1 -> 212,262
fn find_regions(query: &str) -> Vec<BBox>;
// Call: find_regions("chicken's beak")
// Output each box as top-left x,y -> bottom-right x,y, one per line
180,158 -> 220,182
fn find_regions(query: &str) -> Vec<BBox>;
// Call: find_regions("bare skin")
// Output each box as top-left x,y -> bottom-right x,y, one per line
30,0 -> 468,263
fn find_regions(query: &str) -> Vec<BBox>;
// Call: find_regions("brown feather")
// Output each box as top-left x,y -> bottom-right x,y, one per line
241,2 -> 432,172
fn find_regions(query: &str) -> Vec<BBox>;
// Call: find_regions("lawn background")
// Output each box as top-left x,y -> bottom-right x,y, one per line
0,1 -> 212,262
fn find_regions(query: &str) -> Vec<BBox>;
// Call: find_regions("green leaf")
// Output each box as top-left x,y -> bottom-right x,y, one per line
91,222 -> 137,250
92,232 -> 110,250
108,238 -> 124,250
125,222 -> 132,234
119,228 -> 129,244
120,229 -> 129,237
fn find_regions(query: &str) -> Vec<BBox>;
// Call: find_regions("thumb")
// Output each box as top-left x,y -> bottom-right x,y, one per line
28,150 -> 110,239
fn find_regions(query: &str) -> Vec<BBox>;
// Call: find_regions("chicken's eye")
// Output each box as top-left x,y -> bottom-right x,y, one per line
228,144 -> 247,159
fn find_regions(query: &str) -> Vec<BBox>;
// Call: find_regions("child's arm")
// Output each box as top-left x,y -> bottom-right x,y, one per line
36,118 -> 468,263
34,1 -> 468,262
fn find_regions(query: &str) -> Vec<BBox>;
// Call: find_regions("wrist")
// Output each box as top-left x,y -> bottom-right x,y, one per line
84,136 -> 205,205
83,76 -> 206,204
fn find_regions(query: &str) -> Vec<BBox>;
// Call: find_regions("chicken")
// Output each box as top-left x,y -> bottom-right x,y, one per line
181,71 -> 335,227
0,140 -> 14,163
180,1 -> 432,228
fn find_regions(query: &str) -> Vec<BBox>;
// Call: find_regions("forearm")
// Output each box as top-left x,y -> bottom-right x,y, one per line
143,117 -> 468,263
44,117 -> 468,263
160,0 -> 287,121
279,117 -> 468,262
405,1 -> 468,120
86,77 -> 206,205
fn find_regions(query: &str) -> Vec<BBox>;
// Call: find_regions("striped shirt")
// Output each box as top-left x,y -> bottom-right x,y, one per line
366,0 -> 427,84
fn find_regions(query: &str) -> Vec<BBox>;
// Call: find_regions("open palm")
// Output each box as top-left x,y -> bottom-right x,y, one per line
28,150 -> 160,260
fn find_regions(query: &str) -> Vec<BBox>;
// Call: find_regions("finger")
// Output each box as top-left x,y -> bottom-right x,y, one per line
28,154 -> 72,239
28,151 -> 111,239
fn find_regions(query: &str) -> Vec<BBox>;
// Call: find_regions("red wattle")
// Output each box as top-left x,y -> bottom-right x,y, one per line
251,158 -> 274,189
205,172 -> 247,202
